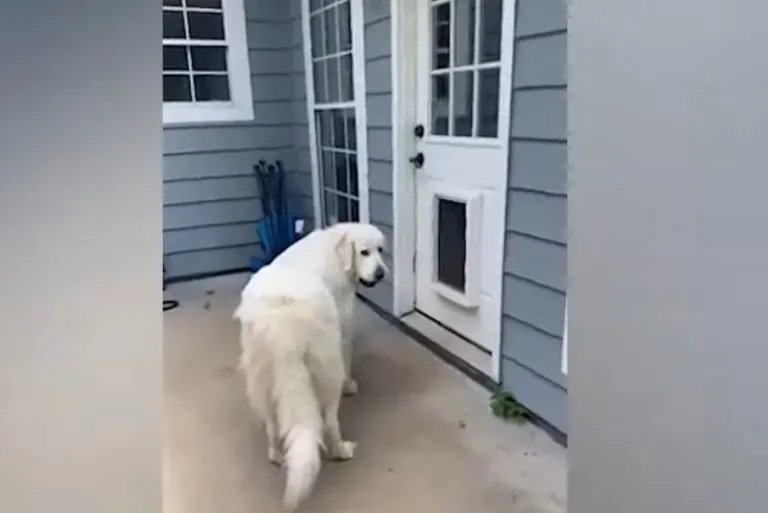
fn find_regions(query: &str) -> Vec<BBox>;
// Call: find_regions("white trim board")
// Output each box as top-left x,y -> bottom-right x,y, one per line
390,0 -> 517,384
561,302 -> 568,375
300,0 -> 371,228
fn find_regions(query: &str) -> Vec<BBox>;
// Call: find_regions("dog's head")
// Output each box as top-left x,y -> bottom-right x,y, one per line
331,222 -> 389,288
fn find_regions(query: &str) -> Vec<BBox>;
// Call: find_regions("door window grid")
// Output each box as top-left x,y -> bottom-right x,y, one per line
309,0 -> 361,226
429,0 -> 503,138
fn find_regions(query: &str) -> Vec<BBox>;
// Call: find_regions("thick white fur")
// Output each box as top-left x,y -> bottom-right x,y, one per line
235,267 -> 355,510
265,222 -> 389,395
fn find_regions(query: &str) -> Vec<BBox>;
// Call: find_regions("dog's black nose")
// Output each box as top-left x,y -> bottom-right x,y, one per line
374,267 -> 386,281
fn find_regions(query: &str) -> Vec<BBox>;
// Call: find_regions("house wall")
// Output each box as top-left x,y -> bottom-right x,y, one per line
499,0 -> 568,433
162,0 -> 313,281
358,0 -> 396,310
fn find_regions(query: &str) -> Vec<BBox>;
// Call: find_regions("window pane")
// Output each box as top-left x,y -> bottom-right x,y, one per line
336,195 -> 351,223
348,153 -> 359,197
478,0 -> 502,62
349,199 -> 360,222
436,198 -> 467,292
339,54 -> 353,102
343,108 -> 356,150
193,75 -> 230,101
163,45 -> 189,71
431,74 -> 449,135
331,110 -> 345,147
162,0 -> 182,6
309,0 -> 323,12
336,152 -> 349,194
186,0 -> 222,8
187,12 -> 225,40
318,110 -> 333,147
321,150 -> 336,190
477,68 -> 500,137
189,46 -> 227,71
325,57 -> 340,103
163,11 -> 186,39
163,75 -> 192,102
323,8 -> 338,55
313,61 -> 327,103
453,70 -> 474,136
323,191 -> 339,226
453,0 -> 476,66
337,1 -> 351,52
310,14 -> 323,57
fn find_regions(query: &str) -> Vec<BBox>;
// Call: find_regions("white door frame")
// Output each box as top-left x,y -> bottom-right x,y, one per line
390,0 -> 517,383
301,0 -> 371,227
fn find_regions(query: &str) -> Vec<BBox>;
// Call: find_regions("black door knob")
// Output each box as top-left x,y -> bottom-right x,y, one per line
409,152 -> 425,168
413,124 -> 425,138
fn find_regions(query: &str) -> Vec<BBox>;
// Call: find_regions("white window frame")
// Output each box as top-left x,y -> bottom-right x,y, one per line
301,0 -> 370,226
162,0 -> 254,126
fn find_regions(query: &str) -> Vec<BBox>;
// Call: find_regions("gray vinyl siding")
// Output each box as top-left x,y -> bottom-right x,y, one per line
357,0 -> 395,312
499,0 -> 568,434
162,0 -> 313,281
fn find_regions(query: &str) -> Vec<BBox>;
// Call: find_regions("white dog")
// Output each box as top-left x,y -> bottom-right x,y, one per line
266,222 -> 389,395
234,266 -> 355,510
233,222 -> 387,509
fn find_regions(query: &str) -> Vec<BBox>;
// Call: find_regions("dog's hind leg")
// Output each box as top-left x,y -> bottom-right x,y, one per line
320,392 -> 356,461
264,413 -> 283,466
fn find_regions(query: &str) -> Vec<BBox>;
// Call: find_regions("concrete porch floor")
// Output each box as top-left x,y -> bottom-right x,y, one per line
163,274 -> 566,513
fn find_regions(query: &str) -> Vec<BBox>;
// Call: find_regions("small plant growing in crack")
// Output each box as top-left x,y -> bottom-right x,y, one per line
490,391 -> 531,424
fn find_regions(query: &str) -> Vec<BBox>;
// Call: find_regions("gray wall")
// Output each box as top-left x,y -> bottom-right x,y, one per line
499,0 -> 568,433
358,0 -> 396,310
568,0 -> 768,511
162,0 -> 313,281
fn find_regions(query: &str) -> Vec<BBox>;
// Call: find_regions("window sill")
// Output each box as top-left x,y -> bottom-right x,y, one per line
162,102 -> 254,127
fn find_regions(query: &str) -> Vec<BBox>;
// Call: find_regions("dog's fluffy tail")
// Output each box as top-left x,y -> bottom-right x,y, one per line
238,300 -> 324,511
272,338 -> 323,510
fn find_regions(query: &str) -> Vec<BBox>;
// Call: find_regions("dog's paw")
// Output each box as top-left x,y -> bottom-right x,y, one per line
342,378 -> 358,396
330,440 -> 356,461
267,447 -> 284,467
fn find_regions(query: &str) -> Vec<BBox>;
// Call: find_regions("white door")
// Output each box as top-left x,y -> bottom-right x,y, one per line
413,0 -> 514,358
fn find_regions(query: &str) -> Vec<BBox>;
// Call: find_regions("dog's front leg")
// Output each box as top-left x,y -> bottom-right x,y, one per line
339,299 -> 357,396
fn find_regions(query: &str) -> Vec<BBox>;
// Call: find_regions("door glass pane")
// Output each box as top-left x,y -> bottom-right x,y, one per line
431,74 -> 450,135
477,68 -> 500,137
452,71 -> 474,136
478,0 -> 502,63
436,198 -> 467,292
431,3 -> 451,70
453,0 -> 476,67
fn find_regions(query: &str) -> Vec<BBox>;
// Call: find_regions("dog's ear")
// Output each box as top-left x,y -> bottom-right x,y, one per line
334,231 -> 355,273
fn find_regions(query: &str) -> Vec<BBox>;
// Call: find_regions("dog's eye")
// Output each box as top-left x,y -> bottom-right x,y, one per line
360,249 -> 370,257
377,246 -> 384,254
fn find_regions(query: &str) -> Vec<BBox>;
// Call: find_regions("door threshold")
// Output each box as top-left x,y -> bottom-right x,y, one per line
401,311 -> 495,380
